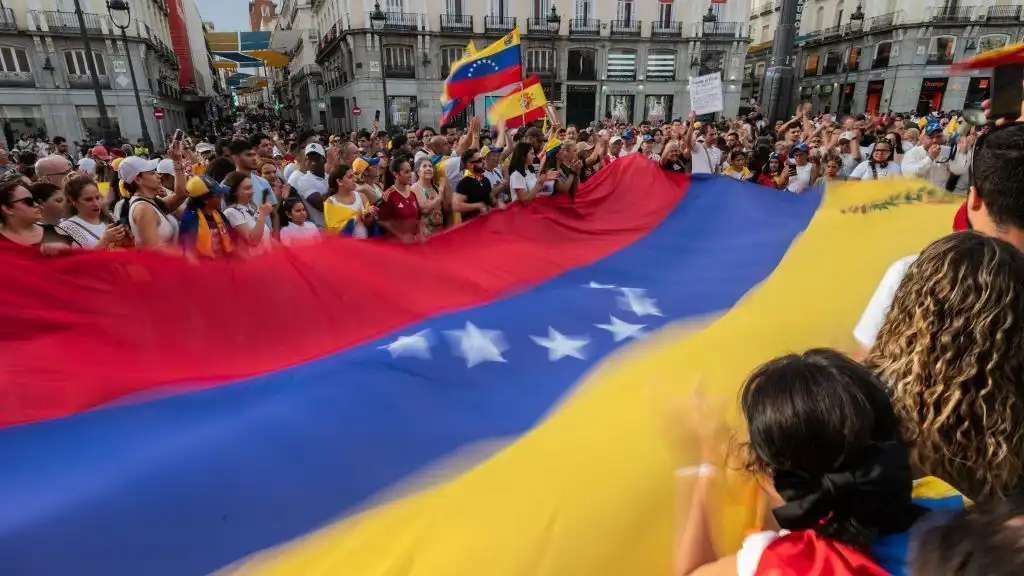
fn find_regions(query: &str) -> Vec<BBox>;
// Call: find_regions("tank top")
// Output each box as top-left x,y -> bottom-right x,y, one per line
786,163 -> 813,194
129,196 -> 179,246
327,193 -> 367,239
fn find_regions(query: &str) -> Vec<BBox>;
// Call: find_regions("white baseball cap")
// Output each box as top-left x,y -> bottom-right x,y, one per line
839,131 -> 854,142
195,142 -> 215,154
118,156 -> 160,184
305,143 -> 326,157
76,157 -> 97,174
156,158 -> 176,175
609,136 -> 623,144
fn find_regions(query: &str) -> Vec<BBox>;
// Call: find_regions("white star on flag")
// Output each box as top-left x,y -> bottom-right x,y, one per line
445,322 -> 509,367
617,288 -> 663,317
586,281 -> 618,289
595,315 -> 646,342
379,330 -> 433,359
530,328 -> 590,361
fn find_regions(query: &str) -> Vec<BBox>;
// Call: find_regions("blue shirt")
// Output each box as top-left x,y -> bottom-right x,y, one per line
250,174 -> 276,206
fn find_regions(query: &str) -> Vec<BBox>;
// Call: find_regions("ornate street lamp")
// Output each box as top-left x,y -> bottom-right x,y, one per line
546,5 -> 561,106
107,0 -> 153,153
369,2 -> 391,134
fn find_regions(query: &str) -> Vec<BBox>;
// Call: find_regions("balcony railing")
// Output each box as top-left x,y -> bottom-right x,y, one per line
701,21 -> 743,38
757,1 -> 774,16
485,15 -> 516,34
822,61 -> 841,75
871,57 -> 891,70
987,5 -> 1022,21
440,13 -> 472,33
569,18 -> 600,37
68,73 -> 110,90
0,71 -> 34,88
370,11 -> 419,32
927,52 -> 954,65
929,5 -> 975,23
821,24 -> 841,38
527,17 -> 555,35
384,64 -> 415,79
0,8 -> 16,31
867,12 -> 897,30
651,21 -> 683,38
40,10 -> 104,34
610,19 -> 641,37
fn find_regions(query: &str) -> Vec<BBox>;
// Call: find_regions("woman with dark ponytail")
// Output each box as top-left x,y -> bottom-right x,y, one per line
676,349 -> 930,576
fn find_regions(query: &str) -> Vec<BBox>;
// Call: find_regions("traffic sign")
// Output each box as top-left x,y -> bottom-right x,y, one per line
352,105 -> 361,116
153,108 -> 165,120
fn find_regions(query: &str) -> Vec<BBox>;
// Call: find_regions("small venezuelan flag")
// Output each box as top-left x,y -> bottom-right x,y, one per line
443,28 -> 522,101
487,75 -> 548,128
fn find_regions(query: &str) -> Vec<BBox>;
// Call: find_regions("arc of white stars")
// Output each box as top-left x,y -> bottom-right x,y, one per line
617,287 -> 664,318
444,321 -> 509,368
379,330 -> 433,359
530,328 -> 590,361
595,315 -> 646,342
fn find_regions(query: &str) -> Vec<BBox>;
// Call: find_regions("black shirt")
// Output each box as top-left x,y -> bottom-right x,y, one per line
662,159 -> 687,173
455,174 -> 493,221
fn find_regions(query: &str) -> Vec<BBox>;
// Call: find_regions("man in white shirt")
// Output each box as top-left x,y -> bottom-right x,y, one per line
901,125 -> 967,189
854,123 -> 1024,355
688,114 -> 721,174
294,143 -> 328,228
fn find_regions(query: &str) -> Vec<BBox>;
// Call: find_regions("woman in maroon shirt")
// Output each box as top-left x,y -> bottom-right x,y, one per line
377,156 -> 421,242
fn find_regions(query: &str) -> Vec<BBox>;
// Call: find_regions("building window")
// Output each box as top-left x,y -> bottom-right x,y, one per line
575,0 -> 593,20
822,51 -> 841,74
526,48 -> 554,75
445,0 -> 464,16
835,1 -> 845,25
928,36 -> 956,65
386,0 -> 405,13
978,34 -> 1009,54
814,6 -> 824,30
657,0 -> 673,24
606,94 -> 634,123
645,50 -> 676,82
761,24 -> 770,42
616,0 -> 635,23
387,95 -> 418,129
441,46 -> 464,77
844,47 -> 861,72
490,0 -> 507,17
383,45 -> 414,78
606,49 -> 636,81
804,54 -> 819,76
533,0 -> 549,18
873,42 -> 892,69
0,47 -> 31,73
644,94 -> 672,123
566,48 -> 596,81
699,50 -> 723,76
64,50 -> 106,76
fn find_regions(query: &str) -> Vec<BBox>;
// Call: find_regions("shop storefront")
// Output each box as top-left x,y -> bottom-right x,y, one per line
866,80 -> 885,115
605,93 -> 635,124
917,78 -> 948,115
643,95 -> 673,125
964,77 -> 990,110
0,105 -> 47,149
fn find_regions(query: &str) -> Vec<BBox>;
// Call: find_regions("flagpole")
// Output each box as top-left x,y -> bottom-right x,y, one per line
517,27 -> 527,128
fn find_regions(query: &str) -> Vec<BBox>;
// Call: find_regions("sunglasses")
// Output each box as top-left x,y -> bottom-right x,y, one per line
7,196 -> 38,207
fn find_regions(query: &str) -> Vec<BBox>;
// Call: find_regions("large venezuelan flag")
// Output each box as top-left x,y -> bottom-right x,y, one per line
0,157 -> 959,575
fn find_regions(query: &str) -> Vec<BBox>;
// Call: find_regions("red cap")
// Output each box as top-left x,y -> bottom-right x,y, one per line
91,146 -> 111,161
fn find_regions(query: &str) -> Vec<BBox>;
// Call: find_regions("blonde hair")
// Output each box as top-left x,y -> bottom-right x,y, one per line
867,231 -> 1024,499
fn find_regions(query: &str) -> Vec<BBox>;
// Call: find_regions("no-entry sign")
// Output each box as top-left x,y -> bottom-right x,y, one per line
153,108 -> 165,120
352,105 -> 361,116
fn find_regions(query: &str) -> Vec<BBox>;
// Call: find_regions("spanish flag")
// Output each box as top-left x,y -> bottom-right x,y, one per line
487,75 -> 548,128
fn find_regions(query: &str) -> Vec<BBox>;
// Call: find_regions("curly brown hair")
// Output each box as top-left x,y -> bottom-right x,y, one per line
866,231 -> 1024,500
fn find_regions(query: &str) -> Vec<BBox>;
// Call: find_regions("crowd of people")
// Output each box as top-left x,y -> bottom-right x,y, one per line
2,99 -> 1024,573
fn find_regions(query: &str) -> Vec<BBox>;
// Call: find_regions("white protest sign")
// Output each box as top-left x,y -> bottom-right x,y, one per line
688,73 -> 724,116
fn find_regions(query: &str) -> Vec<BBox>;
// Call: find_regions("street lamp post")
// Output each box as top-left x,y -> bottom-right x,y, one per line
546,5 -> 561,108
369,2 -> 391,135
72,0 -> 119,144
107,0 -> 153,153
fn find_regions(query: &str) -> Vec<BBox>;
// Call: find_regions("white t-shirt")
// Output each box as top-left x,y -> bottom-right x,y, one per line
279,221 -> 321,247
444,156 -> 464,191
294,171 -> 327,228
850,160 -> 903,180
853,255 -> 918,349
283,163 -> 298,182
286,169 -> 305,190
690,142 -> 722,175
223,203 -> 272,256
509,169 -> 554,199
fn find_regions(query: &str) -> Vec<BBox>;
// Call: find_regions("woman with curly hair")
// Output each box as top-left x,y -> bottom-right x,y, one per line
866,231 -> 1024,501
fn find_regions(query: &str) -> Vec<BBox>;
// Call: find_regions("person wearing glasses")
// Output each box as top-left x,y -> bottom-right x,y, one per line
853,109 -> 1024,358
33,155 -> 72,186
848,137 -> 903,181
0,180 -> 71,253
